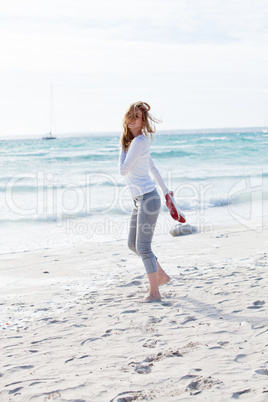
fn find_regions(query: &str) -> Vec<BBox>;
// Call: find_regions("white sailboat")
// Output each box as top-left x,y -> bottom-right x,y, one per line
43,85 -> 56,140
42,131 -> 56,140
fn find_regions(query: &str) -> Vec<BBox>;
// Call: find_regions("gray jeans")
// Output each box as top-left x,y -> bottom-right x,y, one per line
128,188 -> 161,274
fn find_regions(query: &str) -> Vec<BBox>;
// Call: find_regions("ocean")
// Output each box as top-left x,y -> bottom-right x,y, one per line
0,132 -> 267,255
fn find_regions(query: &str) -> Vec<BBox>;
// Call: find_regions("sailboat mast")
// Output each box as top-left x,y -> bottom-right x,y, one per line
42,84 -> 56,140
50,84 -> 53,136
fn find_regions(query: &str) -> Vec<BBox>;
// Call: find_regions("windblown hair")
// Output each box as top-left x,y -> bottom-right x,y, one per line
120,101 -> 160,151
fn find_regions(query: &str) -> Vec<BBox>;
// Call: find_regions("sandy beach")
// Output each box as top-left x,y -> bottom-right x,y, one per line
1,217 -> 268,402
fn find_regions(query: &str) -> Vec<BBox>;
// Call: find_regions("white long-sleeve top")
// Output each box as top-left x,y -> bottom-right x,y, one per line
118,134 -> 169,198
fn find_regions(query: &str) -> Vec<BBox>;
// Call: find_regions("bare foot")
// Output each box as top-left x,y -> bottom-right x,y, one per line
156,261 -> 171,286
145,271 -> 162,302
158,271 -> 171,287
143,294 -> 162,303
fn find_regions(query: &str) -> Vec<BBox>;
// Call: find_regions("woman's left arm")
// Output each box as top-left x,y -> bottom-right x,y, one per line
149,157 -> 170,195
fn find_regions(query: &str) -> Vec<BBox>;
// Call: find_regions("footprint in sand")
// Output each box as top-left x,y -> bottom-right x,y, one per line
234,354 -> 248,363
255,368 -> 268,375
144,352 -> 164,363
135,349 -> 183,371
142,339 -> 158,348
120,309 -> 139,314
11,365 -> 34,370
80,337 -> 99,346
148,316 -> 162,324
185,375 -> 223,396
29,382 -> 42,386
8,387 -> 23,395
160,301 -> 173,307
247,300 -> 265,309
134,364 -> 152,374
181,316 -> 197,325
231,389 -> 251,399
102,329 -> 113,337
217,341 -> 229,347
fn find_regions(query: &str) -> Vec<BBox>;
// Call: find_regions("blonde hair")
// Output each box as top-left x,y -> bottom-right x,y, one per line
120,101 -> 160,151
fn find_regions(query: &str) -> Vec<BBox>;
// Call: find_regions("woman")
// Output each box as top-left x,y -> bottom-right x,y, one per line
119,101 -> 171,302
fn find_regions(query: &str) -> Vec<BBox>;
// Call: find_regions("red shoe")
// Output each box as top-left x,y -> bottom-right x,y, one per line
165,193 -> 186,223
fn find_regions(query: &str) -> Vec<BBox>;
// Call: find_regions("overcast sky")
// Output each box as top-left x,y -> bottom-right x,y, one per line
0,0 -> 268,138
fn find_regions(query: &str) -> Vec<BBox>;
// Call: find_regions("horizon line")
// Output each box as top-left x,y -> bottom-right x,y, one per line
0,125 -> 267,141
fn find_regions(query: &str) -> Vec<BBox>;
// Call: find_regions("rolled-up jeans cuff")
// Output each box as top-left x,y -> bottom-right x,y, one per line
143,257 -> 158,274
